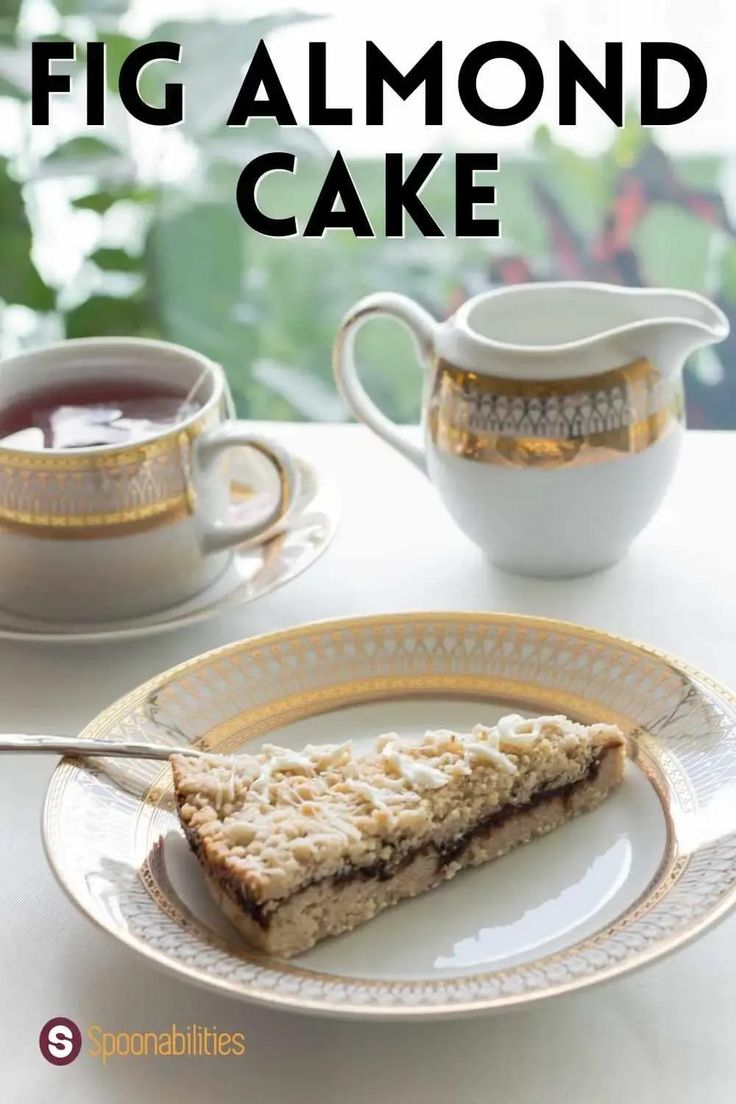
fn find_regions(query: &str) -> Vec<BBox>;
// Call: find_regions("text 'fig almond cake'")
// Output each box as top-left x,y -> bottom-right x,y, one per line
172,714 -> 626,957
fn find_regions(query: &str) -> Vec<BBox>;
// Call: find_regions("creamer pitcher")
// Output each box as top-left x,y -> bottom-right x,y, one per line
334,282 -> 728,576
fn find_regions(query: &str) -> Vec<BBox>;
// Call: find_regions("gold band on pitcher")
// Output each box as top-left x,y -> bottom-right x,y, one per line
428,357 -> 683,469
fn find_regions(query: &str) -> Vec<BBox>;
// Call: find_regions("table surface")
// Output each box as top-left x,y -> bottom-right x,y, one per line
2,424 -> 735,1103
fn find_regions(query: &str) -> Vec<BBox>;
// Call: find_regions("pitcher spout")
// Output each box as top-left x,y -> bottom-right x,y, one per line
434,281 -> 729,382
628,288 -> 730,361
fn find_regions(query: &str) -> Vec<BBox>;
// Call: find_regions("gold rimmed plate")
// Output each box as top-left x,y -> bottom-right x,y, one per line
43,612 -> 736,1019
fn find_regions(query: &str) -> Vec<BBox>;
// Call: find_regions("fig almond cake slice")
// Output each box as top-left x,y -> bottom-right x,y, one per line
172,714 -> 626,958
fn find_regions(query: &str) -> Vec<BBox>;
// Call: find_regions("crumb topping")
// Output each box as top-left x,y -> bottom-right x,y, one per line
173,714 -> 623,903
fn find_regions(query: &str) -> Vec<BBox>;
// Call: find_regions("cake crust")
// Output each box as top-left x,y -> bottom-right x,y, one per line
173,714 -> 626,957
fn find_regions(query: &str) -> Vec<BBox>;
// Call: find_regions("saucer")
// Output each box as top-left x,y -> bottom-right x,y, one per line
0,451 -> 338,643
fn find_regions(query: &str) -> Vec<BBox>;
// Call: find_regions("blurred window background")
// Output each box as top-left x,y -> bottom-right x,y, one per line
1,0 -> 735,425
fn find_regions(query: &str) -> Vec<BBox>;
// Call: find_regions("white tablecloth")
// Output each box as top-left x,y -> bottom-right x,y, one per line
2,425 -> 735,1102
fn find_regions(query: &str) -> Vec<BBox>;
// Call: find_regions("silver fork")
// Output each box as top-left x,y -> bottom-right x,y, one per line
0,734 -> 202,760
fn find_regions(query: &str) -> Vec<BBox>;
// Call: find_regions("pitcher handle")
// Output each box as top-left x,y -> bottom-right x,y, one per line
333,292 -> 439,474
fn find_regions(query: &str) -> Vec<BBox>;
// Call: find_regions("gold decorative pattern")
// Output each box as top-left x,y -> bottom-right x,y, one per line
429,358 -> 684,468
195,674 -> 638,754
42,613 -> 736,1018
0,496 -> 192,538
0,414 -> 216,538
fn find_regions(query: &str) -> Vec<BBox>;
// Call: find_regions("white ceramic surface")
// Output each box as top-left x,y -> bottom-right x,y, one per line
334,283 -> 728,576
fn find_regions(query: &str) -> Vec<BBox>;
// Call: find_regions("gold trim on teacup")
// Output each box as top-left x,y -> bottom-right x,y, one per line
0,417 -> 220,537
0,494 -> 192,540
429,358 -> 684,468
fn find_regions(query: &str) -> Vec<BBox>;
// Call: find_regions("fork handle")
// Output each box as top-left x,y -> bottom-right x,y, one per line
0,734 -> 198,760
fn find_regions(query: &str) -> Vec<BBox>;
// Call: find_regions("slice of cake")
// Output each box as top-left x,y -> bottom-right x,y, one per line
172,714 -> 626,958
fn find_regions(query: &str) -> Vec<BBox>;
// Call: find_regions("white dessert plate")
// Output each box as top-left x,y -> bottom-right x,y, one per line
0,451 -> 338,643
43,612 -> 736,1019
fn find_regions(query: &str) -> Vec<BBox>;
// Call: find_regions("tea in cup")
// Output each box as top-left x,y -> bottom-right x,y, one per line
0,337 -> 298,621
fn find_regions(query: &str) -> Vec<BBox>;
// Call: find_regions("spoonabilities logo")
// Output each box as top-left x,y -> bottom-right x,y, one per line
39,1017 -> 82,1066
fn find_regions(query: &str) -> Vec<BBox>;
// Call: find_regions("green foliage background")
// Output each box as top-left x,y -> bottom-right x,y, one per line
0,2 -> 734,424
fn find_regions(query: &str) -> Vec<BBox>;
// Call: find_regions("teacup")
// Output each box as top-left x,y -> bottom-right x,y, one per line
0,337 -> 298,621
334,282 -> 728,576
